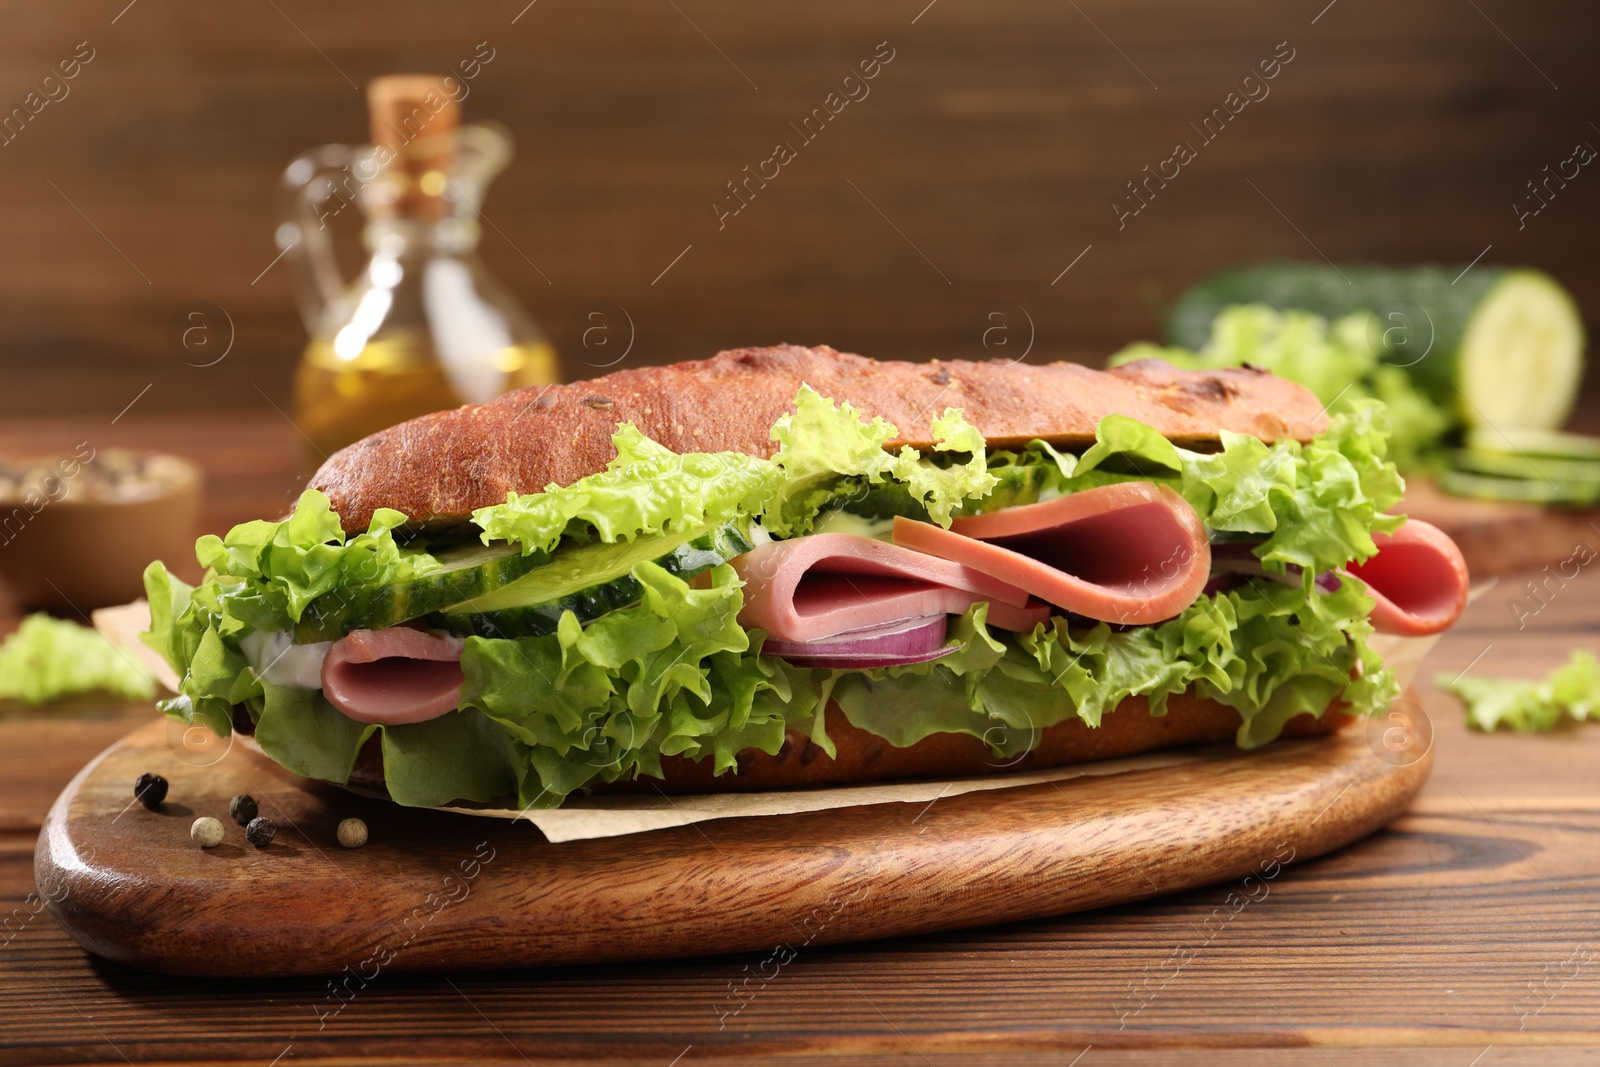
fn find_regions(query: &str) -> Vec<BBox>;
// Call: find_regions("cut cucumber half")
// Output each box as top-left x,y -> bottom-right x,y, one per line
1437,468 -> 1600,506
441,521 -> 754,618
1464,427 -> 1600,461
1457,270 -> 1585,430
294,541 -> 550,643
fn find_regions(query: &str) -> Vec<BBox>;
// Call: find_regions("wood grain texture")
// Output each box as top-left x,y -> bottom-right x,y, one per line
0,1 -> 1596,424
35,712 -> 1423,978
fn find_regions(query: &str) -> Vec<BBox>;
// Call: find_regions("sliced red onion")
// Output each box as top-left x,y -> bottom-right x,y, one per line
763,615 -> 957,669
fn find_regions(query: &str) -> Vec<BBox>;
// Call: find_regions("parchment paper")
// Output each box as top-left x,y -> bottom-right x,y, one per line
92,600 -> 180,692
444,749 -> 1212,842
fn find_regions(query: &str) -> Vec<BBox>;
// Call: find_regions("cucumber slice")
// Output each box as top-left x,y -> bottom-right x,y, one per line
294,541 -> 551,643
1464,427 -> 1600,461
1449,447 -> 1600,483
1166,263 -> 1586,431
1458,270 -> 1586,430
1437,468 -> 1600,506
442,521 -> 754,619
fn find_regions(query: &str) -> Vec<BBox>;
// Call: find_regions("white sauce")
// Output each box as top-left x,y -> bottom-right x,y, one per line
240,630 -> 332,690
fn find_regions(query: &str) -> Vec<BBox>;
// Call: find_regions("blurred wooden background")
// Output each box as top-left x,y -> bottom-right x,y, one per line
1,0 -> 1597,420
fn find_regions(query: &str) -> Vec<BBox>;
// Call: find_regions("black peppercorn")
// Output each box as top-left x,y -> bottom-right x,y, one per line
228,794 -> 258,825
133,772 -> 168,810
245,816 -> 277,848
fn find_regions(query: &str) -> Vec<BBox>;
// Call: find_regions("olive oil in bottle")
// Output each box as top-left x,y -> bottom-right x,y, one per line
280,75 -> 560,472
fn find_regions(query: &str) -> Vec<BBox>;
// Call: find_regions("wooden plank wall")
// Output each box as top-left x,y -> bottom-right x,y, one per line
0,0 -> 1596,418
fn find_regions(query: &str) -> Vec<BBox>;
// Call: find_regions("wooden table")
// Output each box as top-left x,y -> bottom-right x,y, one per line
1,417 -> 1598,1066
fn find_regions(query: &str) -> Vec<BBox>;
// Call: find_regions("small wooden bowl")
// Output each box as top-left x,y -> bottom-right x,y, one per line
0,451 -> 201,612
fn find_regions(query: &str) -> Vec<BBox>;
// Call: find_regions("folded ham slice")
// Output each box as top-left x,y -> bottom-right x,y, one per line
321,628 -> 466,725
730,533 -> 1050,643
892,482 -> 1212,626
1346,518 -> 1469,636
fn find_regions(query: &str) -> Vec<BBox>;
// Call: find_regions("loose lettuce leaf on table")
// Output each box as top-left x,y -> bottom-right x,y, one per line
1438,650 -> 1600,732
0,614 -> 154,705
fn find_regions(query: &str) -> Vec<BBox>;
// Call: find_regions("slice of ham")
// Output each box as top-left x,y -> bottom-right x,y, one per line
892,482 -> 1212,626
730,533 -> 1050,643
763,615 -> 960,668
321,628 -> 466,725
1346,519 -> 1469,636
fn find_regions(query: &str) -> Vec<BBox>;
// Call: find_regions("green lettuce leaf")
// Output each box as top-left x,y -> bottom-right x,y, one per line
459,561 -> 820,807
764,386 -> 996,535
380,710 -> 521,808
0,614 -> 155,705
964,414 -> 1189,517
472,424 -> 781,556
252,681 -> 375,784
197,489 -> 436,632
1111,304 -> 1450,470
246,679 -> 518,807
142,561 -> 247,737
1438,650 -> 1600,732
891,407 -> 999,526
1182,400 -> 1406,574
1070,413 -> 1186,480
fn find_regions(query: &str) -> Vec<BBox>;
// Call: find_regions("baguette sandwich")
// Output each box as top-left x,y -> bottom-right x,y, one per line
141,345 -> 1470,809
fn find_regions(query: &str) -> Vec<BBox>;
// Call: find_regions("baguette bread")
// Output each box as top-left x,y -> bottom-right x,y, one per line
336,695 -> 1347,800
310,344 -> 1329,533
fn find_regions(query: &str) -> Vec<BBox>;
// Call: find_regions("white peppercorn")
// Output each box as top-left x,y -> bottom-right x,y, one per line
190,817 -> 224,849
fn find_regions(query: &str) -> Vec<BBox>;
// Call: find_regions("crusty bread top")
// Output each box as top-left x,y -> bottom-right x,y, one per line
310,344 -> 1327,532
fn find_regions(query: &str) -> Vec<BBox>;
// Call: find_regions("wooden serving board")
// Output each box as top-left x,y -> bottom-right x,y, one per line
1404,476 -> 1600,578
36,714 -> 1431,978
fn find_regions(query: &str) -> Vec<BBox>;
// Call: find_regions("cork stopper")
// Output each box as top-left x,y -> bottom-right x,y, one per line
365,75 -> 460,220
